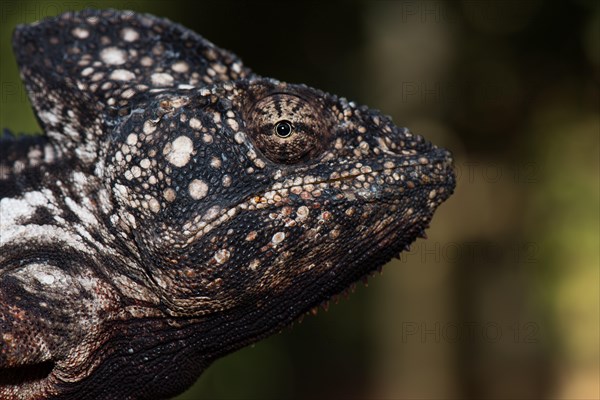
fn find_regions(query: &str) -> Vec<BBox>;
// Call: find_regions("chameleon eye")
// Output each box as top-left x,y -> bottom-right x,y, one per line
244,90 -> 331,165
274,120 -> 293,138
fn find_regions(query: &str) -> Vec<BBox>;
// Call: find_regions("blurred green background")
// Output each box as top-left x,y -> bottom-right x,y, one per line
1,1 -> 598,399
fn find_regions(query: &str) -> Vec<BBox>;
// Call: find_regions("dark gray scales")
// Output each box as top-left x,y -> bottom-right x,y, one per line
0,9 -> 455,400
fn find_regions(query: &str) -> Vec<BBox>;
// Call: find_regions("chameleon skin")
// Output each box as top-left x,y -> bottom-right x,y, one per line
0,9 -> 455,400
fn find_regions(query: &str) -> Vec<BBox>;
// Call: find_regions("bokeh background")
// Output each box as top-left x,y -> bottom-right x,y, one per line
1,1 -> 598,399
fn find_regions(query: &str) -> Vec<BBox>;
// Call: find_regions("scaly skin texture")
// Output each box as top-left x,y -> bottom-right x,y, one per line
0,9 -> 455,400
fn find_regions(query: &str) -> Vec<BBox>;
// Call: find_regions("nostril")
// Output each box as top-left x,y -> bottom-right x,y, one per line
0,360 -> 55,386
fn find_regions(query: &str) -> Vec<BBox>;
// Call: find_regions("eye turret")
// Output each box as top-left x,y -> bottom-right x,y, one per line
245,92 -> 331,164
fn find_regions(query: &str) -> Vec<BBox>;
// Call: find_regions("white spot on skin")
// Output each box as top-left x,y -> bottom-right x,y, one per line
234,132 -> 245,144
72,27 -> 89,39
36,271 -> 56,285
249,259 -> 260,271
214,249 -> 230,264
246,231 -> 257,241
151,73 -> 174,87
140,158 -> 151,169
143,120 -> 157,134
164,188 -> 177,202
130,166 -> 142,178
38,110 -> 59,127
227,119 -> 239,131
254,158 -> 266,169
17,264 -> 70,289
203,206 -> 220,220
188,179 -> 209,200
27,147 -> 42,165
148,197 -> 161,213
210,157 -> 221,168
272,232 -> 285,245
126,133 -> 138,146
297,206 -> 309,220
165,136 -> 193,167
110,69 -> 136,81
121,88 -> 136,99
140,56 -> 153,67
91,72 -> 104,82
100,47 -> 127,65
121,27 -> 139,42
189,118 -> 202,130
43,144 -> 56,163
81,67 -> 94,77
171,61 -> 189,73
125,212 -> 137,229
114,184 -> 129,199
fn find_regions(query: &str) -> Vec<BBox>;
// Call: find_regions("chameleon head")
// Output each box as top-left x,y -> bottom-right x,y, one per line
1,9 -> 455,398
107,77 -> 455,323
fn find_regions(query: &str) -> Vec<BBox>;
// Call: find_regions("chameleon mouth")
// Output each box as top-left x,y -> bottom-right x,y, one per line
319,148 -> 455,198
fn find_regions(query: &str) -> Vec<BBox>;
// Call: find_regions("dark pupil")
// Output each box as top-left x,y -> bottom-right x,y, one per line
275,121 -> 293,138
